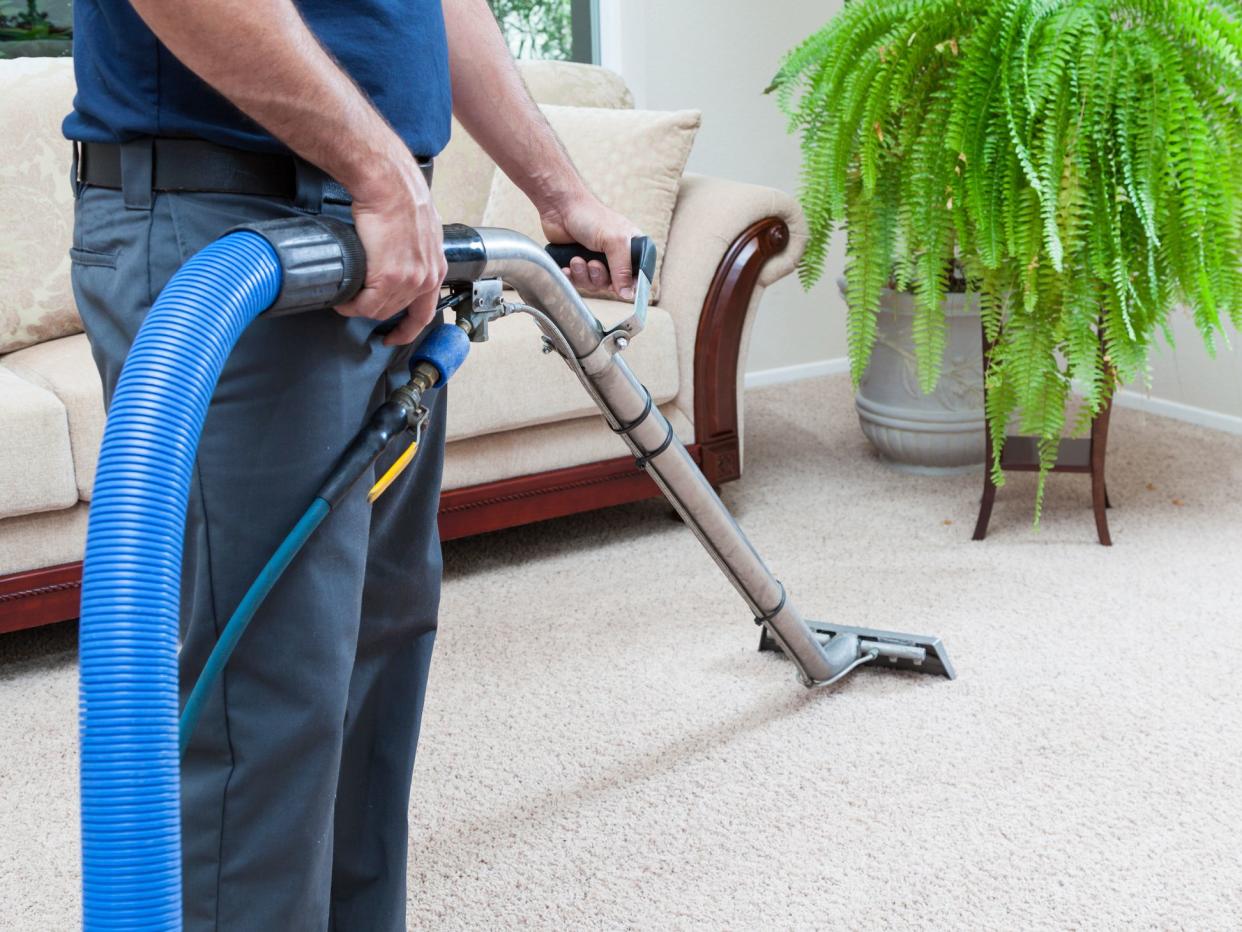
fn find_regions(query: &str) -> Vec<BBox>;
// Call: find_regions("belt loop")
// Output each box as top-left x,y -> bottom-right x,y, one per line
70,141 -> 82,199
120,137 -> 154,211
293,159 -> 324,213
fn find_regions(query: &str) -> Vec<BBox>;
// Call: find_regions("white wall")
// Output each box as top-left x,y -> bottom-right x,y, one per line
600,0 -> 1242,425
1131,315 -> 1242,427
602,0 -> 850,375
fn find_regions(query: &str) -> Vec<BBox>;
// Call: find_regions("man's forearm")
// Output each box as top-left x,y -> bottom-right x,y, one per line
445,0 -> 639,297
128,0 -> 408,199
444,0 -> 588,212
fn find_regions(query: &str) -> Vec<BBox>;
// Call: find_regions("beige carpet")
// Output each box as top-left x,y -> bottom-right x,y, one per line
3,374 -> 1242,930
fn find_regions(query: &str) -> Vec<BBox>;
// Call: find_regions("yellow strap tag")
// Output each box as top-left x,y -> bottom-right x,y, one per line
367,440 -> 419,504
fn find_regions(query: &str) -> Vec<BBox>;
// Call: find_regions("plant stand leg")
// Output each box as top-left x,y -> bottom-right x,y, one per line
973,470 -> 997,541
1090,396 -> 1113,546
973,329 -> 997,541
1090,468 -> 1111,546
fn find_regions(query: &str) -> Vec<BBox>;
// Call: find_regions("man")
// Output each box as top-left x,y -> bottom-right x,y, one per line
65,1 -> 637,928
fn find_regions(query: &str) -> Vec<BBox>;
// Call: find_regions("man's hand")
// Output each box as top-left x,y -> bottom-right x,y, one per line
541,194 -> 643,300
337,155 -> 447,347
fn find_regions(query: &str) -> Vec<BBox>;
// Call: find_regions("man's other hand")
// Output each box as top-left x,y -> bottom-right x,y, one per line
541,195 -> 642,301
337,154 -> 447,347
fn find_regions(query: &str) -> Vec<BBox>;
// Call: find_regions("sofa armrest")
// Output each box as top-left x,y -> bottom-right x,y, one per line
658,173 -> 807,480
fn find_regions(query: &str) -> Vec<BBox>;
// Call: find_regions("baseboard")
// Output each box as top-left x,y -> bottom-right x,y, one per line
744,357 -> 849,389
1112,387 -> 1242,436
747,358 -> 1242,436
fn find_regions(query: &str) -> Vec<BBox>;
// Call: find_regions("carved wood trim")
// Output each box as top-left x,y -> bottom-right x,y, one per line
0,563 -> 83,634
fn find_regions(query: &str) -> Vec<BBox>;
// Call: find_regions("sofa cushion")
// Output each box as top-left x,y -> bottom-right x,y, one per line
434,121 -> 498,228
444,404 -> 693,492
434,61 -> 634,227
445,297 -> 679,444
0,502 -> 88,578
482,105 -> 701,301
517,60 -> 634,109
0,58 -> 79,355
2,334 -> 105,502
0,366 -> 78,519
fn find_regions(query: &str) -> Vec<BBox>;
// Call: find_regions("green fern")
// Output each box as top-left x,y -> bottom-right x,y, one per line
770,0 -> 1242,521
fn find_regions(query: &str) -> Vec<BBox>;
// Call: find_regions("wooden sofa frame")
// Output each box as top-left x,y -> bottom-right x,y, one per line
0,217 -> 790,635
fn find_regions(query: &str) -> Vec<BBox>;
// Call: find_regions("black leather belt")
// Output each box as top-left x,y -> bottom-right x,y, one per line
76,138 -> 433,204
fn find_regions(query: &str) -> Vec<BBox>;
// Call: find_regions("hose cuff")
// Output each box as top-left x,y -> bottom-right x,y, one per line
228,215 -> 366,315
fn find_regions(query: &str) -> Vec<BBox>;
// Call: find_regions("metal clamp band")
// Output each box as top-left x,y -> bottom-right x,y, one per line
753,582 -> 787,627
611,386 -> 653,436
634,421 -> 674,471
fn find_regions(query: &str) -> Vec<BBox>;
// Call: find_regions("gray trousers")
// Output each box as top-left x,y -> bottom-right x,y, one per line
71,178 -> 445,931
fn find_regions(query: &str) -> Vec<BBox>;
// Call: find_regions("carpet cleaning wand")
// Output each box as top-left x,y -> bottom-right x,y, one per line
448,225 -> 956,687
79,217 -> 953,931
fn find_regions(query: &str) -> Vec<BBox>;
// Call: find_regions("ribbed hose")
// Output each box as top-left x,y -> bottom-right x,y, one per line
79,232 -> 281,931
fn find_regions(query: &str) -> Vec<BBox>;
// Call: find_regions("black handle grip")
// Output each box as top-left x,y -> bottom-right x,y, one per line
546,236 -> 657,283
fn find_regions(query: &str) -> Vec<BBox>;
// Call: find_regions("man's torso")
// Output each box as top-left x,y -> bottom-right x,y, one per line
63,0 -> 452,158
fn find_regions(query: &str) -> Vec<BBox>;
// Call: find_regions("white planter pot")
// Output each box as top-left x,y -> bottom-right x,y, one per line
840,281 -> 985,474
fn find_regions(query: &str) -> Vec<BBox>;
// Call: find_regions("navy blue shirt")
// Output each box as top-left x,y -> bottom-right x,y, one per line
63,0 -> 452,158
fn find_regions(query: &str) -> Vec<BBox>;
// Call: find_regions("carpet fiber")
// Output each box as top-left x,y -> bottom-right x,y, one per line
3,375 -> 1241,930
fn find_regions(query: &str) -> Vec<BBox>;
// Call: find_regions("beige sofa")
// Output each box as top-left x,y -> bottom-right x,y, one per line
0,57 -> 806,633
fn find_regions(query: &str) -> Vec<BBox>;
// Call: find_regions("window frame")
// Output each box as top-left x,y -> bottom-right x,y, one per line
569,0 -> 599,64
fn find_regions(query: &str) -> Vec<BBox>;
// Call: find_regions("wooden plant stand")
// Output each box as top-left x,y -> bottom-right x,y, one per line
972,337 -> 1114,546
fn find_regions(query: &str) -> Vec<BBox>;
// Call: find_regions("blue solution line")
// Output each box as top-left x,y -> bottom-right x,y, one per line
179,497 -> 331,756
79,232 -> 281,931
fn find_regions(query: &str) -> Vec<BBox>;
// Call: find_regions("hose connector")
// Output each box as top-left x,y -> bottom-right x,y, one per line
410,321 -> 471,386
228,215 -> 366,315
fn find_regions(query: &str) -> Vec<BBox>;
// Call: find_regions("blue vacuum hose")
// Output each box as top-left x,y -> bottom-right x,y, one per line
79,232 -> 281,930
79,217 -> 366,930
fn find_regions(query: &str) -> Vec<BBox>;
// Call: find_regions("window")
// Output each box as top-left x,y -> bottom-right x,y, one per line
488,0 -> 598,64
